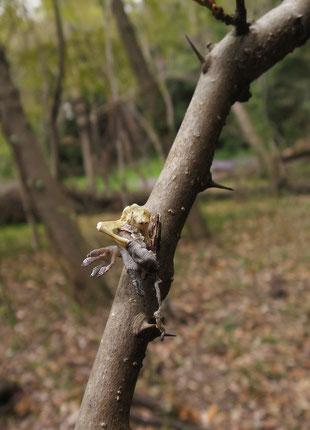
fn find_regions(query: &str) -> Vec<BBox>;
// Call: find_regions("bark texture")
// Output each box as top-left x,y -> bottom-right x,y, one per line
0,47 -> 111,302
75,1 -> 310,428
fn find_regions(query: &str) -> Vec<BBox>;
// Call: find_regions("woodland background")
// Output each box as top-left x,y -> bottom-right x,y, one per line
0,0 -> 310,429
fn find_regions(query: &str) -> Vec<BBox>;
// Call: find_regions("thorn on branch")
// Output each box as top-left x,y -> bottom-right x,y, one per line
185,35 -> 204,64
205,172 -> 234,191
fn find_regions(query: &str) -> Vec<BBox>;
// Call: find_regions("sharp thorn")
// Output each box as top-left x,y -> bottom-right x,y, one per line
208,180 -> 234,191
185,35 -> 204,64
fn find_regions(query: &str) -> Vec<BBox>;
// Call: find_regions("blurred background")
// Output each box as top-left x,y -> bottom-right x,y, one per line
0,0 -> 310,429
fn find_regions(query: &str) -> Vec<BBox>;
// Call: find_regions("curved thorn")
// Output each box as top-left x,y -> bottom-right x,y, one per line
185,35 -> 204,64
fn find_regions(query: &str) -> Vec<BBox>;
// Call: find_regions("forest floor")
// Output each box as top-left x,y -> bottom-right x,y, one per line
1,191 -> 310,430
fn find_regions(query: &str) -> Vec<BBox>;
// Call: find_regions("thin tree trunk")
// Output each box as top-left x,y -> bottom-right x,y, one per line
232,102 -> 287,193
90,104 -> 111,188
89,104 -> 102,158
75,2 -> 310,428
111,0 -> 171,150
14,142 -> 40,251
269,138 -> 288,193
232,102 -> 270,170
152,52 -> 175,134
110,0 -> 208,237
0,47 -> 111,303
73,96 -> 97,193
49,0 -> 65,180
131,105 -> 165,162
119,107 -> 149,190
186,201 -> 209,240
101,0 -> 119,99
101,0 -> 127,204
115,123 -> 129,207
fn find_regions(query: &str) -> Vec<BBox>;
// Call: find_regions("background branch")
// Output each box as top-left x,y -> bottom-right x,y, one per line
192,0 -> 249,33
49,0 -> 65,180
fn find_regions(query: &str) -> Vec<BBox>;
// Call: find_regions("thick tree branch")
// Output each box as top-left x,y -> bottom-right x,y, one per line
75,1 -> 310,428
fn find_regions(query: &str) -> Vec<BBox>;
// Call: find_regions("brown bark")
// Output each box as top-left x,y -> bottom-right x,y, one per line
0,47 -> 111,302
49,0 -> 65,180
73,96 -> 97,193
75,1 -> 310,428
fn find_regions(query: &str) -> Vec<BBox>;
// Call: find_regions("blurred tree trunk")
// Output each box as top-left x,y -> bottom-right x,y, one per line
89,104 -> 102,158
74,2 -> 310,428
111,0 -> 207,239
232,102 -> 287,194
110,0 -> 171,153
102,0 -> 119,100
73,96 -> 97,193
102,0 -> 128,205
49,0 -> 65,181
0,47 -> 111,303
14,143 -> 40,251
186,201 -> 209,240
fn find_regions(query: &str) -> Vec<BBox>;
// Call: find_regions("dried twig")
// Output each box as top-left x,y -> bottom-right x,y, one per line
192,0 -> 249,34
235,0 -> 249,35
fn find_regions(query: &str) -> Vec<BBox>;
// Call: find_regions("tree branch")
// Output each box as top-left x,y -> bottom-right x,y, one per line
235,0 -> 249,34
192,0 -> 250,34
75,1 -> 310,428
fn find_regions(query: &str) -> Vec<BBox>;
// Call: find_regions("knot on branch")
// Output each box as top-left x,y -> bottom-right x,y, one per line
133,313 -> 160,340
232,83 -> 252,103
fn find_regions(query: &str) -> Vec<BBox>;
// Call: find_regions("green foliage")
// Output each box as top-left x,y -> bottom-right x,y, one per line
0,0 -> 309,185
